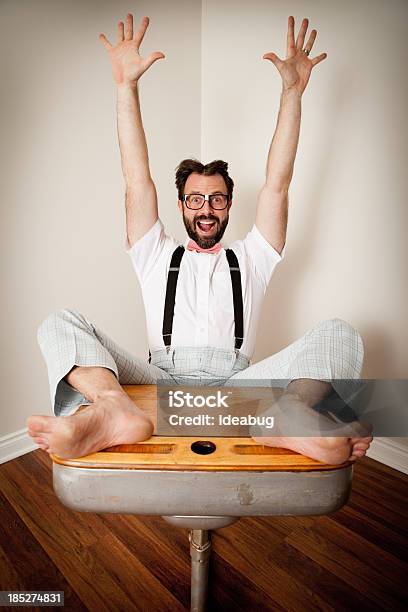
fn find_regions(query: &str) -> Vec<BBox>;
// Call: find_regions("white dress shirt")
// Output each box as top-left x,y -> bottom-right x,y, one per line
126,219 -> 284,360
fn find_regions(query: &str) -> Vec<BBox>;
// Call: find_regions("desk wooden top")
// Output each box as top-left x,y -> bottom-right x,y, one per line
52,385 -> 351,472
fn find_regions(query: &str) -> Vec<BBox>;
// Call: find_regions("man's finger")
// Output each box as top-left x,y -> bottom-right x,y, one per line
99,33 -> 113,50
295,17 -> 308,49
311,52 -> 327,67
117,20 -> 124,43
303,29 -> 317,55
286,15 -> 295,57
144,51 -> 166,71
134,15 -> 150,49
125,13 -> 133,41
263,52 -> 283,70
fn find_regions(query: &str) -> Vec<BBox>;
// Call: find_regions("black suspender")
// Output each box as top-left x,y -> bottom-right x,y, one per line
225,248 -> 244,350
162,246 -> 185,349
148,246 -> 244,362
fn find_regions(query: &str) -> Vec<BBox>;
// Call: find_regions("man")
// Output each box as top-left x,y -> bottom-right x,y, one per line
28,13 -> 372,464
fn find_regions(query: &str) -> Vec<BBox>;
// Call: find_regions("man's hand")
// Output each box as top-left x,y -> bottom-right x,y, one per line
99,14 -> 165,87
263,16 -> 327,95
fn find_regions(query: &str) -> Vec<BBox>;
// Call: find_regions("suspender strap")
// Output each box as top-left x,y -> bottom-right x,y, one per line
225,248 -> 244,350
162,245 -> 185,348
148,245 -> 244,360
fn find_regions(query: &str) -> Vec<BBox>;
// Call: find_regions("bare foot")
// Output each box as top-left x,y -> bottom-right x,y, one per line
348,436 -> 373,461
27,390 -> 153,459
251,392 -> 373,465
252,434 -> 373,465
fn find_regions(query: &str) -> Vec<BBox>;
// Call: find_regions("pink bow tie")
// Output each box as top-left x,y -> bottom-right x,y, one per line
187,239 -> 222,254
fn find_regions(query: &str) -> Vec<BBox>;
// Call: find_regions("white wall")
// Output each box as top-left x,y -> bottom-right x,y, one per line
201,0 -> 408,460
202,0 -> 407,376
1,1 -> 407,457
0,0 -> 201,435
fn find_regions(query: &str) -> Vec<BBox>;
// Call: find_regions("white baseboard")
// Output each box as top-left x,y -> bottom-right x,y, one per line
0,429 -> 38,464
1,431 -> 408,475
366,438 -> 408,475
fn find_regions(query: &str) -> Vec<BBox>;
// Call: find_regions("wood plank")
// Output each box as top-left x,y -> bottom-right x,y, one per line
99,513 -> 191,608
0,453 -> 171,611
208,550 -> 284,611
0,542 -> 27,596
285,518 -> 408,610
211,517 -> 332,611
0,452 -> 111,547
351,461 -> 408,510
355,455 -> 408,483
132,515 -> 285,610
100,513 -> 283,610
347,477 -> 408,534
332,502 -> 408,562
222,516 -> 380,612
0,490 -> 86,610
139,515 -> 194,562
312,517 -> 407,586
251,514 -> 316,537
51,436 -> 349,472
85,532 -> 186,611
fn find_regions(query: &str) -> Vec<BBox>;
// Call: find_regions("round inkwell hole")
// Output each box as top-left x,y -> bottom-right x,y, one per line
191,441 -> 216,455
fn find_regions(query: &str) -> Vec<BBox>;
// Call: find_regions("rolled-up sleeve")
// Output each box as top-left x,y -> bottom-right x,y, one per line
242,223 -> 285,289
126,218 -> 172,284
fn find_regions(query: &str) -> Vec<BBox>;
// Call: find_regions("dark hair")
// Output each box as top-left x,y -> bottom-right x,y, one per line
175,158 -> 234,201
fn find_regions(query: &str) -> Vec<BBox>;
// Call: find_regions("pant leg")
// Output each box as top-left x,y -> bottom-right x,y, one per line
37,308 -> 169,416
228,318 -> 365,404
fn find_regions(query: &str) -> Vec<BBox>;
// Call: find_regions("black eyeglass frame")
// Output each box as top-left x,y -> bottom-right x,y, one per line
182,193 -> 231,210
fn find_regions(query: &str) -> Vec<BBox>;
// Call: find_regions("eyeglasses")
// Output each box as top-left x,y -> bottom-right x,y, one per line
183,193 -> 230,210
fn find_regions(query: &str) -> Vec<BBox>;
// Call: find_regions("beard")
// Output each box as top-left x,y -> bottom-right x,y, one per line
182,211 -> 229,249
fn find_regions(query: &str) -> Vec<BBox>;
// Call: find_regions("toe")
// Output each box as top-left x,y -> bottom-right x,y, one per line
353,442 -> 370,451
32,435 -> 49,446
351,448 -> 366,458
27,415 -> 53,433
31,436 -> 50,450
27,417 -> 44,433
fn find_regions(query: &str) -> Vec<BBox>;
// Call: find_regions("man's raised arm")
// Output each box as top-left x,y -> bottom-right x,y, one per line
255,16 -> 327,255
99,14 -> 165,248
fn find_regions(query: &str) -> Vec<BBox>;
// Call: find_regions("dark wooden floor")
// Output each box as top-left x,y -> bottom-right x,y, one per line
0,450 -> 407,611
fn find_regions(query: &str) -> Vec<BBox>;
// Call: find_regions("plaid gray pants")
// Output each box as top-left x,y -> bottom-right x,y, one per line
37,309 -> 364,416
